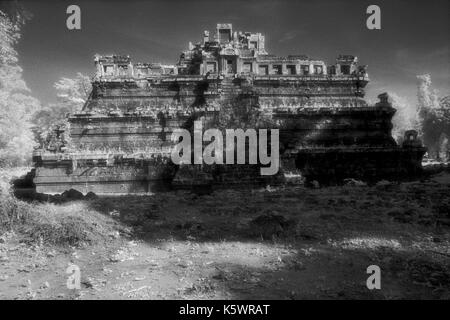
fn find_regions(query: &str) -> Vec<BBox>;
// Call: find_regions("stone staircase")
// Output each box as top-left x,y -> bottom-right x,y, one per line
220,77 -> 241,96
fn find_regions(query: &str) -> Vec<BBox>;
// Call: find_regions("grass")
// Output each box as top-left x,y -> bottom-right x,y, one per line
1,166 -> 450,299
0,167 -> 120,246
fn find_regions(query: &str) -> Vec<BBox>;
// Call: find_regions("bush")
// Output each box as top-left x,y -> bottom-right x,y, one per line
0,168 -> 32,230
1,168 -> 121,246
0,191 -> 32,230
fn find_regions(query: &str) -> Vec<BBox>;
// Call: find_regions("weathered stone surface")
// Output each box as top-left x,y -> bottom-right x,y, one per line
32,23 -> 425,194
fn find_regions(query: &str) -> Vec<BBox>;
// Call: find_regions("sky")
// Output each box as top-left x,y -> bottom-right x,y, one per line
13,0 -> 450,106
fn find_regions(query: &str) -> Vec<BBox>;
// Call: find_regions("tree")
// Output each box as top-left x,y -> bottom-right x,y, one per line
390,92 -> 419,143
0,6 -> 40,166
416,74 -> 449,159
32,73 -> 91,146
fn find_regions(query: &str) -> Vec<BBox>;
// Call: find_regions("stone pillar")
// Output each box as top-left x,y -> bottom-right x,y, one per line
97,63 -> 104,77
220,58 -> 225,74
129,62 -> 134,78
335,64 -> 341,76
94,56 -> 103,77
200,63 -> 205,75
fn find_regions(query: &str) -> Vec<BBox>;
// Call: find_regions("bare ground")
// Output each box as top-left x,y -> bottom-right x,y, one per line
0,170 -> 449,300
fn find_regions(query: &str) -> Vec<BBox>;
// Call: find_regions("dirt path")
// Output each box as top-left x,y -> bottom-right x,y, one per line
1,173 -> 450,299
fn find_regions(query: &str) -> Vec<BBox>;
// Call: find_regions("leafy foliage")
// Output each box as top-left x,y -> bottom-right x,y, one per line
0,8 -> 40,167
416,74 -> 450,159
32,73 -> 91,146
390,92 -> 419,143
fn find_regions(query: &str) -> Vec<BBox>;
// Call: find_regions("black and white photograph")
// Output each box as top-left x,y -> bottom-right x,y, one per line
0,0 -> 449,306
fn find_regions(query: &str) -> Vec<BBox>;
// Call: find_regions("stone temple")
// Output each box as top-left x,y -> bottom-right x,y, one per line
32,23 -> 426,194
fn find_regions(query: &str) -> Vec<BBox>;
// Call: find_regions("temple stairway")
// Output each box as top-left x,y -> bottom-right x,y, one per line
220,77 -> 241,96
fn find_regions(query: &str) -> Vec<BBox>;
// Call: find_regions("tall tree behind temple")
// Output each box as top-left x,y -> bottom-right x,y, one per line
0,4 -> 40,166
417,74 -> 450,160
390,92 -> 419,143
417,74 -> 440,132
32,73 -> 91,146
